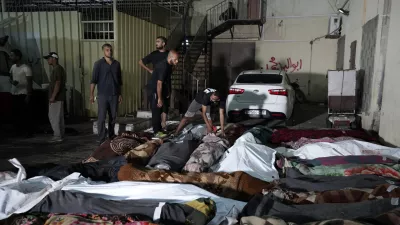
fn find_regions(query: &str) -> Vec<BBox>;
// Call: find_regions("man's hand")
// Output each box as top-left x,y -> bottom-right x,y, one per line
90,95 -> 95,104
49,97 -> 55,104
118,95 -> 123,104
149,70 -> 153,74
220,131 -> 226,137
206,125 -> 213,134
157,98 -> 163,108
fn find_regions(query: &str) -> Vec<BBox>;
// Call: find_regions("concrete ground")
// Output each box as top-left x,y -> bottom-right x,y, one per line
0,103 -> 327,171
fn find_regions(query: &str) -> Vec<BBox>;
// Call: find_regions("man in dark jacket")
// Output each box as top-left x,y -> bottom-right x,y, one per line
90,43 -> 122,144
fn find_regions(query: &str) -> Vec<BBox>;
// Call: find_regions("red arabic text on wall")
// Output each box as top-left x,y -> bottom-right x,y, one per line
265,57 -> 303,73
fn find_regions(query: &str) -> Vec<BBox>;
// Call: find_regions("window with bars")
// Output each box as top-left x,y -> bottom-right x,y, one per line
81,8 -> 114,40
82,21 -> 114,40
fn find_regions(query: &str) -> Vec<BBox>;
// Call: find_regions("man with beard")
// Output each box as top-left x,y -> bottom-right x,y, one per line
139,36 -> 171,131
9,49 -> 33,137
90,43 -> 123,145
150,50 -> 179,138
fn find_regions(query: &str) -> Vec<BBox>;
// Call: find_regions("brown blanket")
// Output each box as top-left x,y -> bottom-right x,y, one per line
124,140 -> 161,165
118,164 -> 274,201
83,132 -> 149,163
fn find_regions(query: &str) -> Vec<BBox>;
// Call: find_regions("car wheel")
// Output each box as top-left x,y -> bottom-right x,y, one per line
295,90 -> 307,104
351,116 -> 361,130
326,117 -> 333,128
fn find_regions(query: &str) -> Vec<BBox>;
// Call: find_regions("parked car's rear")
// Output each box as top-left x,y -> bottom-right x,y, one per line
226,70 -> 295,122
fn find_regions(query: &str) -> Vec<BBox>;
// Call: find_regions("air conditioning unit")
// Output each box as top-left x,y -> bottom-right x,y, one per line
328,15 -> 341,36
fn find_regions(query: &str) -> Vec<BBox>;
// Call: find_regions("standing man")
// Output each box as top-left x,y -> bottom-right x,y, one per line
44,52 -> 66,143
150,50 -> 179,138
174,88 -> 225,137
139,36 -> 171,130
90,43 -> 122,145
219,1 -> 238,21
9,49 -> 33,137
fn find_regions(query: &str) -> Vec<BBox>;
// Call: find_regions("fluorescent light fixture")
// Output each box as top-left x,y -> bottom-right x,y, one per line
338,0 -> 350,15
338,8 -> 349,15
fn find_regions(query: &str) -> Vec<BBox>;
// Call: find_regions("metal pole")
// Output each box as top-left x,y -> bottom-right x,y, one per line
113,0 -> 118,56
1,0 -> 5,13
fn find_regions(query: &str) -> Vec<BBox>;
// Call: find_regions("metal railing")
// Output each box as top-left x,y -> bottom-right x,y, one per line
181,14 -> 208,99
186,69 -> 207,100
183,15 -> 207,73
166,0 -> 192,50
206,0 -> 266,30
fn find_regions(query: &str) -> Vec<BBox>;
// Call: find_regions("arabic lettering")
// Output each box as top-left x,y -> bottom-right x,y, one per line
265,57 -> 303,73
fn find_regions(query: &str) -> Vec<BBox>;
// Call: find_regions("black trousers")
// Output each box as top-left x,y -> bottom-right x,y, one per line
24,156 -> 127,182
151,93 -> 163,134
97,95 -> 118,143
12,94 -> 32,135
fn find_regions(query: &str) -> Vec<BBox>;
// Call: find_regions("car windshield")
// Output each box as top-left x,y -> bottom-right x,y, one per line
236,74 -> 283,84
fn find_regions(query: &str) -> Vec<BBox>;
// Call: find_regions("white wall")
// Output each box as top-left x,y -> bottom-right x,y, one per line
378,0 -> 400,146
339,0 -> 400,146
340,0 -> 386,131
341,0 -> 383,70
196,0 -> 339,102
266,0 -> 344,17
256,16 -> 337,102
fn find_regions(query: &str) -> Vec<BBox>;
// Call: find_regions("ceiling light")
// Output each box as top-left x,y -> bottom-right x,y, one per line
338,0 -> 350,16
338,8 -> 349,16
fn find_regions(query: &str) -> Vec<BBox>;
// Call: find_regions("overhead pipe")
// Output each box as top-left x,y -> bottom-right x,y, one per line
1,0 -> 5,12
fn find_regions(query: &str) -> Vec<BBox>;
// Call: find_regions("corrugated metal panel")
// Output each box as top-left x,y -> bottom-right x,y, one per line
0,11 -> 82,115
116,11 -> 168,115
1,10 -> 169,117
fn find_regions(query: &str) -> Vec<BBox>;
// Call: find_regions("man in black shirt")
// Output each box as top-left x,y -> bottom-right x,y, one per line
150,50 -> 179,138
139,36 -> 171,130
219,1 -> 238,21
90,43 -> 122,144
174,88 -> 226,136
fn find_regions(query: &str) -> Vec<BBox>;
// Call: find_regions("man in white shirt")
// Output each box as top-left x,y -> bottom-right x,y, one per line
9,49 -> 33,137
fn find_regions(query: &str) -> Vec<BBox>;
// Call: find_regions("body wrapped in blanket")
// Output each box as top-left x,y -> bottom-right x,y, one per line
263,183 -> 400,204
118,164 -> 274,201
271,129 -> 377,144
83,132 -> 153,163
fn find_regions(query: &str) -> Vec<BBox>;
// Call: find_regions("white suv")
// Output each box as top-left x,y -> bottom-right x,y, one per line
226,69 -> 295,122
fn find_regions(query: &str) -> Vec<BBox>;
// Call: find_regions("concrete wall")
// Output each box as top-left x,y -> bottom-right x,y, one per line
199,0 -> 339,102
339,0 -> 400,146
257,15 -> 337,102
378,0 -> 400,146
340,0 -> 387,132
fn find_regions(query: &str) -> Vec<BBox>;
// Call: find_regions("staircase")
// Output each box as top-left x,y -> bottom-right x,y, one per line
166,0 -> 266,112
171,15 -> 210,102
206,0 -> 266,39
